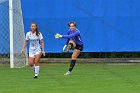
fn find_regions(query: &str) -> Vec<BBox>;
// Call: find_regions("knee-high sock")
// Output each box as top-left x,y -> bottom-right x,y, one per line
68,60 -> 76,72
32,64 -> 35,71
35,66 -> 40,76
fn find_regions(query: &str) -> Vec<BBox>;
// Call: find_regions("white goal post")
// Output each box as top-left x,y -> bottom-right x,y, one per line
9,0 -> 14,68
0,0 -> 28,68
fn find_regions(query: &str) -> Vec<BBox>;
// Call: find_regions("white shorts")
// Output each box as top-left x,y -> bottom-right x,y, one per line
29,52 -> 42,58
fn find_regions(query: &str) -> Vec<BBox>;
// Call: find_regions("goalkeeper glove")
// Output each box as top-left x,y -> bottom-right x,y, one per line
54,33 -> 62,38
63,45 -> 67,52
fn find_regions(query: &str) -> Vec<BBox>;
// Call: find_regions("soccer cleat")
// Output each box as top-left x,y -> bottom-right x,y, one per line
64,71 -> 71,75
33,76 -> 38,79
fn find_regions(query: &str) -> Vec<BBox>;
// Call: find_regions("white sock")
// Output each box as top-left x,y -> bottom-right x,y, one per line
67,71 -> 70,73
32,64 -> 35,70
35,66 -> 40,76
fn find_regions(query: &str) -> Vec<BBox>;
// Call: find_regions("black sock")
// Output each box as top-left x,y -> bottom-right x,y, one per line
68,60 -> 76,72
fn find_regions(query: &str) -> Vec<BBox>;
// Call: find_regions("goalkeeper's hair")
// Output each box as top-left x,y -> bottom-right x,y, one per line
68,21 -> 76,27
31,22 -> 40,36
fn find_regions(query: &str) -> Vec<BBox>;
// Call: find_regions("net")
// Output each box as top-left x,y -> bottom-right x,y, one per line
0,0 -> 28,68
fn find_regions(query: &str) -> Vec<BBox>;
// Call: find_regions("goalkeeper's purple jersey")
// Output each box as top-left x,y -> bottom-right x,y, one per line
62,29 -> 83,45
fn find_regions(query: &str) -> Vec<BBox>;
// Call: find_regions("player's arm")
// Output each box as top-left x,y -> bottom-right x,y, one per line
62,31 -> 79,38
40,39 -> 45,56
39,33 -> 45,56
66,38 -> 70,45
62,31 -> 70,51
21,40 -> 28,53
21,33 -> 29,53
55,31 -> 80,39
62,38 -> 70,51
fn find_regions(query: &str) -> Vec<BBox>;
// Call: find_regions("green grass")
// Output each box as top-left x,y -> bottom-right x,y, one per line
0,63 -> 140,93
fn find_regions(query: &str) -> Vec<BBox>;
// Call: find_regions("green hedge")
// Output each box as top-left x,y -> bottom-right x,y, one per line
42,52 -> 140,58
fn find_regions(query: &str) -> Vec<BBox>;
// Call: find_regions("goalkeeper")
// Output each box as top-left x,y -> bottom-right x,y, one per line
55,22 -> 83,75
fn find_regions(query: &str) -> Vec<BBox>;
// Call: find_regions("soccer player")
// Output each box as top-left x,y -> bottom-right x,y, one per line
55,22 -> 83,75
21,22 -> 45,78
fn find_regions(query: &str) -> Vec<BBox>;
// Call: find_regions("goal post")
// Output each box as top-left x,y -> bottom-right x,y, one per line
0,0 -> 28,68
9,0 -> 14,68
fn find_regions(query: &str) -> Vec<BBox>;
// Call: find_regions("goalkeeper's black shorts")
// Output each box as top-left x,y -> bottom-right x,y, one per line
75,44 -> 83,51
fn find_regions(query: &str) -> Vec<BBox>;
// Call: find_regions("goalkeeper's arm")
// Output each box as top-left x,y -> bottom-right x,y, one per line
55,31 -> 80,39
63,38 -> 70,51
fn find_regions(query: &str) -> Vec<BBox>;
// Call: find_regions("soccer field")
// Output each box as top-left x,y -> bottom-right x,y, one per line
0,63 -> 140,93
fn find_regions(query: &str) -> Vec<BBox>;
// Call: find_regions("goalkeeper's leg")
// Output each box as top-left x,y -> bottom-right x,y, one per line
67,40 -> 76,52
64,49 -> 80,75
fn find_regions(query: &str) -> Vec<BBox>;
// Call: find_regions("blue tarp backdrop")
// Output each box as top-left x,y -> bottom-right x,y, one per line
21,0 -> 140,52
0,1 -> 9,54
0,0 -> 139,53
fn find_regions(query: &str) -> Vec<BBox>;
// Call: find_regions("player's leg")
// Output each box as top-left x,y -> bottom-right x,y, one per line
28,57 -> 35,66
65,49 -> 80,75
67,40 -> 76,52
70,49 -> 81,71
65,43 -> 83,75
34,52 -> 42,78
28,52 -> 35,67
28,53 -> 35,70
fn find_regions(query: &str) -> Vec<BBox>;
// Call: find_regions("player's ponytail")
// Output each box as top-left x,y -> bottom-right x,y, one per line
36,25 -> 40,36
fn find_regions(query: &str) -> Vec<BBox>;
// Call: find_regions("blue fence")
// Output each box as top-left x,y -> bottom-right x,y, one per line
21,0 -> 140,52
0,1 -> 9,54
1,0 -> 140,54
